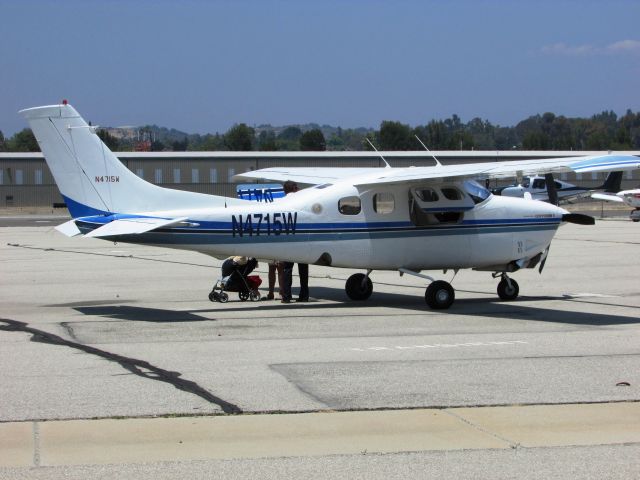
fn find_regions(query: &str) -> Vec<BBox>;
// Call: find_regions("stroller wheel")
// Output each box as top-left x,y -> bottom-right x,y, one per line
208,291 -> 218,302
250,290 -> 261,302
239,291 -> 249,301
218,292 -> 229,303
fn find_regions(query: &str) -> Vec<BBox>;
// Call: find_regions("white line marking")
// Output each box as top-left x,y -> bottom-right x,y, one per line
350,340 -> 527,352
563,293 -> 618,298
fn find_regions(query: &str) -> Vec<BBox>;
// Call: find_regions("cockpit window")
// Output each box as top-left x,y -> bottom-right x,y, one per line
338,196 -> 361,215
463,180 -> 491,204
415,188 -> 439,202
532,179 -> 546,189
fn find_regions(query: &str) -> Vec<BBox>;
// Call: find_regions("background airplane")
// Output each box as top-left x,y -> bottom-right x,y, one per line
592,189 -> 640,222
492,171 -> 622,204
20,102 -> 640,308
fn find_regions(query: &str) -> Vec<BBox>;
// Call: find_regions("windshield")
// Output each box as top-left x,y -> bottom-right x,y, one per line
463,180 -> 492,204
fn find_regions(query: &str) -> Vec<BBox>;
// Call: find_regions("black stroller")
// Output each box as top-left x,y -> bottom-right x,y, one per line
208,257 -> 262,303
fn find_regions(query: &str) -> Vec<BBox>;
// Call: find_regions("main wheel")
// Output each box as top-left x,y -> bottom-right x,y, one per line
425,280 -> 455,309
497,278 -> 519,300
345,273 -> 373,301
218,292 -> 229,303
208,291 -> 218,302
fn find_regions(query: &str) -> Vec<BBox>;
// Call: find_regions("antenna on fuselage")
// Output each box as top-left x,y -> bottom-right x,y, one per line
414,135 -> 442,167
365,138 -> 391,168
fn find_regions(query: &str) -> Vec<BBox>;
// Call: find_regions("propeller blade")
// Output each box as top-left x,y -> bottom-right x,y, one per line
562,213 -> 595,225
539,245 -> 550,274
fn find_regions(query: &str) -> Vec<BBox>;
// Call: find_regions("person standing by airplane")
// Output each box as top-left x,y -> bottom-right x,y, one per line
281,180 -> 310,303
264,260 -> 283,300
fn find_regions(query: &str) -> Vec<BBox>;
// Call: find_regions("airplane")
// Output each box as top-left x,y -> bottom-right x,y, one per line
19,102 -> 640,309
592,188 -> 640,222
492,172 -> 622,204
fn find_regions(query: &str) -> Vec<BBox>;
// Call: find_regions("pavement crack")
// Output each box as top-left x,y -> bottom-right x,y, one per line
0,318 -> 242,415
443,409 -> 519,448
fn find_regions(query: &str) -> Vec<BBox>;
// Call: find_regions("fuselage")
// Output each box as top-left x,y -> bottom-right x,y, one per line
75,180 -> 567,272
496,176 -> 587,202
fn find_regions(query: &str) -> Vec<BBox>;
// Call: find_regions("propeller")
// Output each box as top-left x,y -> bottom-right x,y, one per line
539,245 -> 550,273
562,213 -> 595,225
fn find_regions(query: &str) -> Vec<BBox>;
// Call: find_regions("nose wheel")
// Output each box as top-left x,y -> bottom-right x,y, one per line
497,274 -> 519,300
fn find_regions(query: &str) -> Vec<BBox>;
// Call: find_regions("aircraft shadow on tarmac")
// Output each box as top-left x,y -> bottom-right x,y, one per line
67,286 -> 639,327
194,286 -> 640,327
74,305 -> 209,323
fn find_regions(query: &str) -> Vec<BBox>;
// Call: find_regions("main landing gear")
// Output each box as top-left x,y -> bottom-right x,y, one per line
345,270 -> 373,301
344,269 -> 520,309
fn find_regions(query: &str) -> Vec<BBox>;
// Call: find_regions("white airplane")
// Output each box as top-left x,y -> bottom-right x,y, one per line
20,103 -> 640,309
592,189 -> 640,222
493,172 -> 622,203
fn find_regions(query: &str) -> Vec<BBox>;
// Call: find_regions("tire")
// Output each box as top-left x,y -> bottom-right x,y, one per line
497,278 -> 519,300
208,291 -> 217,302
239,291 -> 249,301
425,280 -> 455,309
219,292 -> 229,303
345,273 -> 373,301
250,290 -> 261,302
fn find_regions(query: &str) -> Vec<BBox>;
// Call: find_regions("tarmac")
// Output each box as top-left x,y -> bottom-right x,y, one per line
0,213 -> 639,478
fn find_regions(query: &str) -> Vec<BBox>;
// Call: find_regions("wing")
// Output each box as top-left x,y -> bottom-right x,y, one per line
234,167 -> 383,185
235,154 -> 639,187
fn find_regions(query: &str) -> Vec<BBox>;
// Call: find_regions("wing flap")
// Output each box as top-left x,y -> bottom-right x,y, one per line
84,216 -> 189,238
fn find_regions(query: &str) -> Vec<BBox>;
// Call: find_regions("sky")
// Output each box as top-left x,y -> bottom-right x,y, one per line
1,0 -> 639,136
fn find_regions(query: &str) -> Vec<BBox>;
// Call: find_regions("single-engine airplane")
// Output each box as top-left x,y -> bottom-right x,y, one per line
592,188 -> 640,222
20,103 -> 640,308
492,172 -> 622,203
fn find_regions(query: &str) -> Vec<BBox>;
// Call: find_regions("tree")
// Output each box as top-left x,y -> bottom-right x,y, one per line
0,130 -> 6,152
225,123 -> 254,151
378,121 -> 414,150
7,129 -> 40,152
97,129 -> 119,150
299,129 -> 326,151
171,139 -> 188,151
276,126 -> 302,150
257,130 -> 278,151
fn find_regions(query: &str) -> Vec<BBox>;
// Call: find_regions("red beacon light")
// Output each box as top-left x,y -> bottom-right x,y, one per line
62,99 -> 68,105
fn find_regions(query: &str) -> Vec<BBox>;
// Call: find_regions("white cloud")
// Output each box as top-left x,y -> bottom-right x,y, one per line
541,42 -> 595,56
542,39 -> 640,56
605,39 -> 640,54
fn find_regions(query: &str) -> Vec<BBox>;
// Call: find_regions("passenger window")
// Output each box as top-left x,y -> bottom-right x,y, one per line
373,193 -> 394,214
338,196 -> 361,215
532,179 -> 546,189
440,187 -> 463,200
415,188 -> 439,202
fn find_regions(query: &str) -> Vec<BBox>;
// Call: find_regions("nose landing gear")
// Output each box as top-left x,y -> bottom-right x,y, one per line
495,273 -> 520,301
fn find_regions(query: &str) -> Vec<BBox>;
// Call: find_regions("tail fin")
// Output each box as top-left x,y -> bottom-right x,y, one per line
600,171 -> 623,193
20,103 -> 240,218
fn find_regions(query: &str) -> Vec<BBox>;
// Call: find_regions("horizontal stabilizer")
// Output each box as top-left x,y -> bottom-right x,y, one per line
84,216 -> 188,238
55,220 -> 82,237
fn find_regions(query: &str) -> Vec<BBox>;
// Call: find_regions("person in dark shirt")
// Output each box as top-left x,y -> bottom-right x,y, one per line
281,180 -> 309,303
